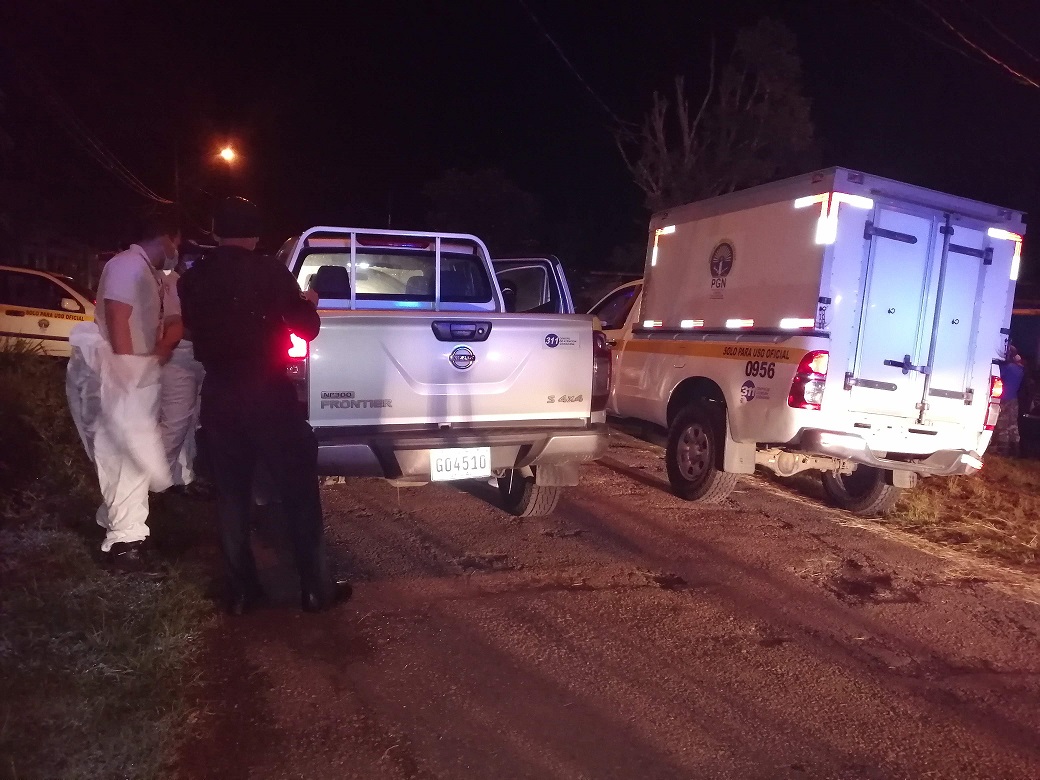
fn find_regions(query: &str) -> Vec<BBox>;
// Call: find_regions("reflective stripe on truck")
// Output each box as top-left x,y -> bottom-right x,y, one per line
623,338 -> 810,365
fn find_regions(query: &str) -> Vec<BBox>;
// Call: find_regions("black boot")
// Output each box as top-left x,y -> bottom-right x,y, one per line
301,578 -> 352,613
103,541 -> 161,575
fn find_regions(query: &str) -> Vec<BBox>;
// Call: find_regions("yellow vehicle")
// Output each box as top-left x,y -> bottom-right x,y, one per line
0,265 -> 96,357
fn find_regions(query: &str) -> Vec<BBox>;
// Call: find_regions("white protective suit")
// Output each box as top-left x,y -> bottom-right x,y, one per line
160,340 -> 204,486
158,270 -> 204,487
67,322 -> 172,551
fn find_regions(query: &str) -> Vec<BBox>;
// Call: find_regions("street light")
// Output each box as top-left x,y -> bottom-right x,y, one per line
218,145 -> 237,163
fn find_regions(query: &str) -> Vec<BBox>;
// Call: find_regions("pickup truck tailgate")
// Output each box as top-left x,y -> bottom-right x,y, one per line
307,311 -> 595,427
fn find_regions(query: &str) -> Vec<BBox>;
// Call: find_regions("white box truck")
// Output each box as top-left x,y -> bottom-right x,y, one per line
593,167 -> 1024,515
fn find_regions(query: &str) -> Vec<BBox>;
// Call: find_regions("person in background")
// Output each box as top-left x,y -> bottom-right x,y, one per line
178,196 -> 349,615
160,255 -> 205,489
993,343 -> 1025,457
85,213 -> 182,569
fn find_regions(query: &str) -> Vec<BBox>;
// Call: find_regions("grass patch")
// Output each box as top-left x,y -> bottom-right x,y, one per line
769,457 -> 1040,569
0,348 -> 213,780
888,457 -> 1040,568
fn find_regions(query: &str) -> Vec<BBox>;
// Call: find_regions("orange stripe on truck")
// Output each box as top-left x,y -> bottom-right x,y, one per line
623,339 -> 809,364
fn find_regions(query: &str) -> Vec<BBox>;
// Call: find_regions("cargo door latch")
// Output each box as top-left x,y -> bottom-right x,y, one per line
883,354 -> 930,375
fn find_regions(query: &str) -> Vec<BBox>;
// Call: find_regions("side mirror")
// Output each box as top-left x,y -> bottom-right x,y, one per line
61,298 -> 81,312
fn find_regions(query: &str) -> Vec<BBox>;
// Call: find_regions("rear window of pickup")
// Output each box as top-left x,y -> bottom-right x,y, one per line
297,249 -> 494,305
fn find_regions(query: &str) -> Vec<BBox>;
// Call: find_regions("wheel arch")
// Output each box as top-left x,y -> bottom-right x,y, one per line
666,376 -> 728,427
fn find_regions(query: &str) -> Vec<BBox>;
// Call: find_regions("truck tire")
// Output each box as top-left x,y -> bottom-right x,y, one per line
497,469 -> 563,518
821,466 -> 902,516
665,403 -> 738,502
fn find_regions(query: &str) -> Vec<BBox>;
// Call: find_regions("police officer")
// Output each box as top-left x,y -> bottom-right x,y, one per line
178,197 -> 348,614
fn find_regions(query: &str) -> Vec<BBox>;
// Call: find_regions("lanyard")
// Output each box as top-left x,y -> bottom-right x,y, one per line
131,245 -> 166,338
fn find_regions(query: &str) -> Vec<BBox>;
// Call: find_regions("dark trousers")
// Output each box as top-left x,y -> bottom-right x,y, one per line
200,374 -> 327,598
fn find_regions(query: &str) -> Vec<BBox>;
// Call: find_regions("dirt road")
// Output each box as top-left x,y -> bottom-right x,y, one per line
178,434 -> 1040,780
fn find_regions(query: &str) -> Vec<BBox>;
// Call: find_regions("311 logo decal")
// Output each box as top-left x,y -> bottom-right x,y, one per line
740,380 -> 756,403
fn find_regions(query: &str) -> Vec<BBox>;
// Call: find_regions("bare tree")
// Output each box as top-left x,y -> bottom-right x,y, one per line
618,19 -> 817,212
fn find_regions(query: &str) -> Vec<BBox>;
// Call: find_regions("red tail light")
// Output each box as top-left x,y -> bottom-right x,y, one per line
591,330 -> 612,412
288,333 -> 308,359
788,350 -> 829,410
989,375 -> 1003,401
984,372 -> 1003,431
286,333 -> 308,388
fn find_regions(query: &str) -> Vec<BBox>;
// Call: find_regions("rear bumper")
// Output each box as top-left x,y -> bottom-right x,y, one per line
795,429 -> 983,476
314,423 -> 609,479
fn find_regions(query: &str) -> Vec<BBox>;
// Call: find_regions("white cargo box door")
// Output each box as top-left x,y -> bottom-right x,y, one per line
919,224 -> 988,422
847,205 -> 936,418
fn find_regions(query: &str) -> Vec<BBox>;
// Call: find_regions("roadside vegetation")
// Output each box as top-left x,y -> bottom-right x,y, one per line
889,456 -> 1040,568
0,345 -> 212,780
772,455 -> 1040,569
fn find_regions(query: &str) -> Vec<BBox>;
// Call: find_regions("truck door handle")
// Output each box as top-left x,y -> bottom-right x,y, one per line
431,321 -> 493,342
5,309 -> 25,317
883,354 -> 930,375
605,338 -> 617,348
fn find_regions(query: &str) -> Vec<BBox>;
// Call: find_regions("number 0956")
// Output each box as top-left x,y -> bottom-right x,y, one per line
745,361 -> 775,379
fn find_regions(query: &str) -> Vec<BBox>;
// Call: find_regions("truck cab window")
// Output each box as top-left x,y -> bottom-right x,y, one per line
297,249 -> 493,304
591,285 -> 640,330
7,274 -> 66,311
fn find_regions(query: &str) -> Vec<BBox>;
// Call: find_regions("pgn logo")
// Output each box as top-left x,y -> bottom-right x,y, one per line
544,333 -> 560,348
740,380 -> 756,403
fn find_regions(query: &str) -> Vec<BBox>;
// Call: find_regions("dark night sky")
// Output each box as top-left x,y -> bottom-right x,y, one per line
2,0 -> 1040,274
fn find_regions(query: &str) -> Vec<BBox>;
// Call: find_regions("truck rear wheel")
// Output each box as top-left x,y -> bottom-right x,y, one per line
666,403 -> 738,502
821,466 -> 902,516
497,469 -> 562,517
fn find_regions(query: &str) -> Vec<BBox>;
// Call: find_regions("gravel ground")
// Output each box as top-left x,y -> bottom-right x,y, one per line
177,432 -> 1040,780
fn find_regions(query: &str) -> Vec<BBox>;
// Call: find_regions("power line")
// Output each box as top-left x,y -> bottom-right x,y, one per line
5,49 -> 175,203
868,0 -> 989,66
915,0 -> 1040,88
957,0 -> 1040,67
513,0 -> 629,127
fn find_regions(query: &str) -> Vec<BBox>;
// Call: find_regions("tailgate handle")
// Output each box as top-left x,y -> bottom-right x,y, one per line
883,354 -> 930,375
431,321 -> 493,342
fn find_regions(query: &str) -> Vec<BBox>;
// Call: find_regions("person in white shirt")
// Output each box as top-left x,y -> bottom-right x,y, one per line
88,214 -> 183,570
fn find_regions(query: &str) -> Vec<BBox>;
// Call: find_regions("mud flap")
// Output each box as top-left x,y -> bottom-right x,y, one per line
723,414 -> 755,474
888,470 -> 918,489
534,462 -> 580,487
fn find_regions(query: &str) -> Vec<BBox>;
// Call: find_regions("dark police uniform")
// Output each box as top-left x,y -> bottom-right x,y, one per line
178,244 -> 328,611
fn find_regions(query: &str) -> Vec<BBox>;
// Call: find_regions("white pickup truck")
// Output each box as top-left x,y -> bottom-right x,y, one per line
592,168 -> 1023,515
276,228 -> 610,516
